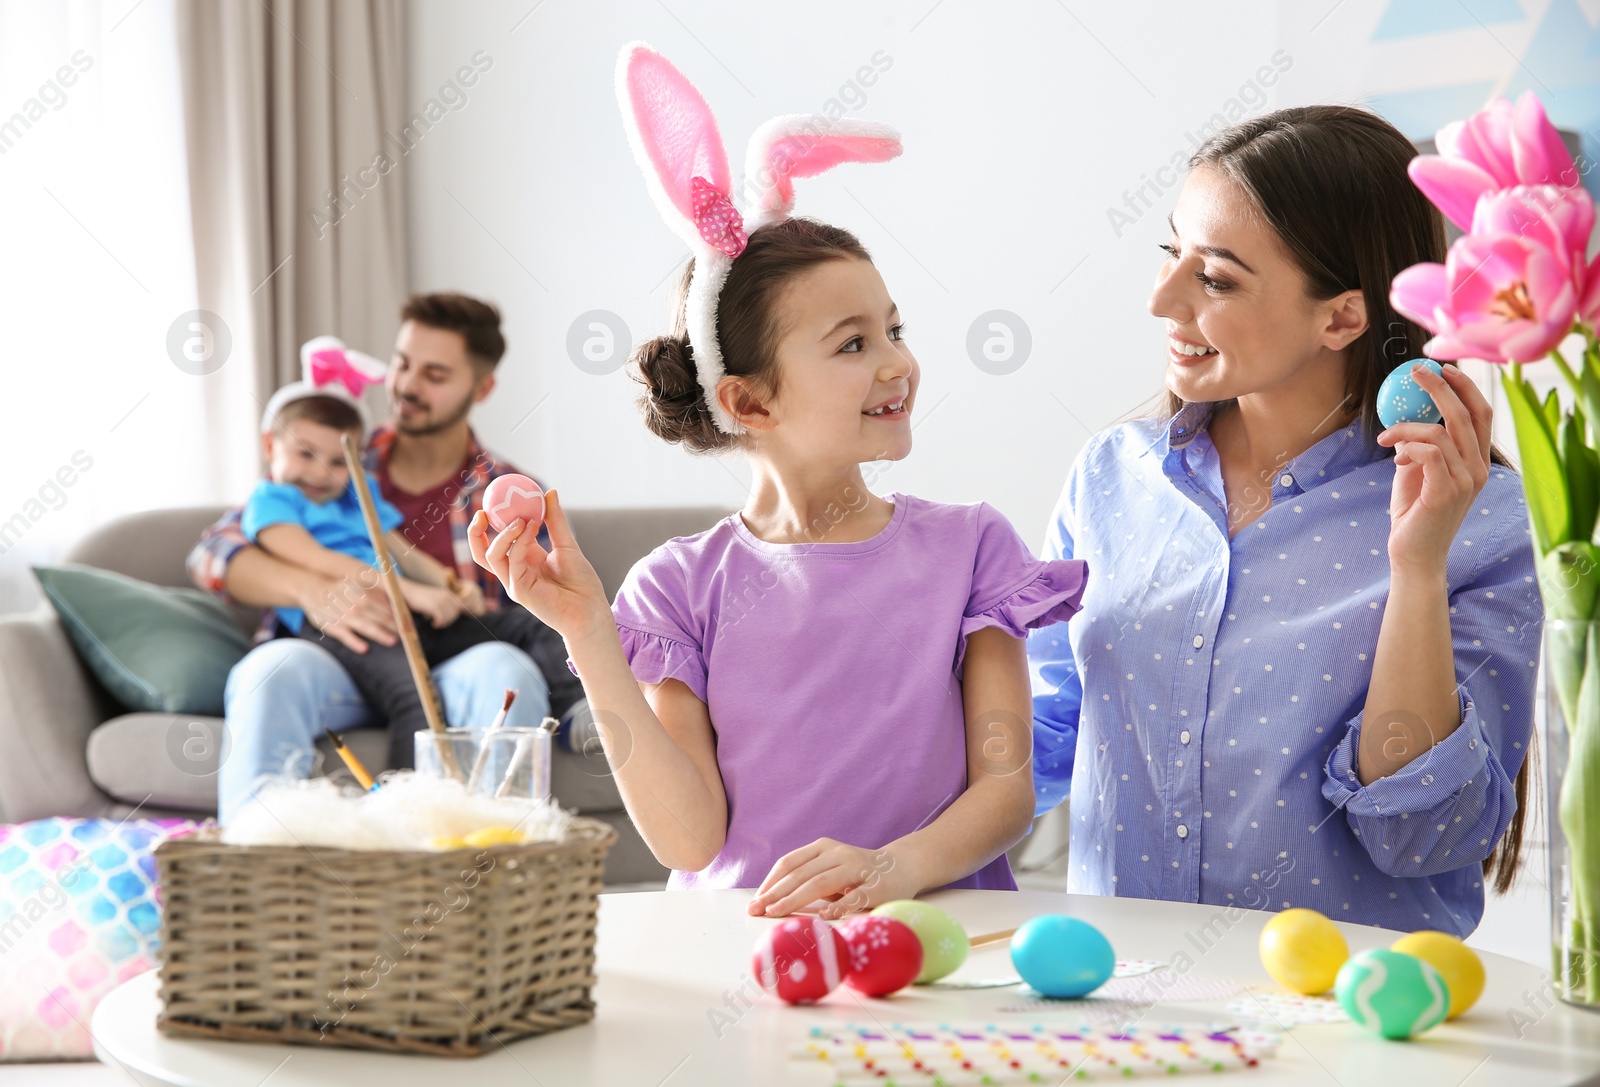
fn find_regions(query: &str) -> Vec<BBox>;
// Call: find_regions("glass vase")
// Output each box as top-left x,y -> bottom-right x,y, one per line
1545,619 -> 1600,1009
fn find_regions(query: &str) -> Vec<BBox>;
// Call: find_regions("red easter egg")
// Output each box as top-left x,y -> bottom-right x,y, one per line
483,474 -> 545,533
752,917 -> 849,1004
838,915 -> 924,997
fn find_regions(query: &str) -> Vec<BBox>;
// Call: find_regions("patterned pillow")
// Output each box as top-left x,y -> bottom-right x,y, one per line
0,817 -> 206,1060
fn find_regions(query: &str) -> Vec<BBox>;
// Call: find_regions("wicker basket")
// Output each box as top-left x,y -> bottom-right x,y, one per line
154,818 -> 617,1056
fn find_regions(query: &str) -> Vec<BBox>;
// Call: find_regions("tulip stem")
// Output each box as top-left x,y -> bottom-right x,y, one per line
1551,347 -> 1582,398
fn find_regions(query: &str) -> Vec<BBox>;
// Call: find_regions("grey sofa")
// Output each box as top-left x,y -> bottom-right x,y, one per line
0,504 -> 730,885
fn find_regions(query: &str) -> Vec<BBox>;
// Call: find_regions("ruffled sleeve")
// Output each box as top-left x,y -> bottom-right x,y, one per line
956,502 -> 1089,673
611,623 -> 709,703
566,544 -> 709,703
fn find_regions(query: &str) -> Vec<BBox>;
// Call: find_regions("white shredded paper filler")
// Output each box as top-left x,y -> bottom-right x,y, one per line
220,771 -> 577,851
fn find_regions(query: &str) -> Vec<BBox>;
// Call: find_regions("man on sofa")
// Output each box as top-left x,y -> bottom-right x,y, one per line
188,292 -> 583,823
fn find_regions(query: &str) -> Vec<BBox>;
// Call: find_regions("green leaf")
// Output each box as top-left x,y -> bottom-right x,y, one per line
1586,347 -> 1600,448
1545,386 -> 1564,435
1539,541 -> 1600,623
1563,413 -> 1599,546
1503,368 -> 1572,553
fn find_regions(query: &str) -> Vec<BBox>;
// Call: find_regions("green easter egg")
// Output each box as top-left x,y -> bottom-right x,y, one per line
1335,948 -> 1450,1039
869,900 -> 968,982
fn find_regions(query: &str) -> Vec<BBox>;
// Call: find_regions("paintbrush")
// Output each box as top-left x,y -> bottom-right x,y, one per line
465,688 -> 517,793
339,432 -> 462,781
494,716 -> 558,800
968,927 -> 1017,949
325,728 -> 378,792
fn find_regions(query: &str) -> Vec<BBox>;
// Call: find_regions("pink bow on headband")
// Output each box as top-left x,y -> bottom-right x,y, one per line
690,175 -> 747,257
308,345 -> 383,397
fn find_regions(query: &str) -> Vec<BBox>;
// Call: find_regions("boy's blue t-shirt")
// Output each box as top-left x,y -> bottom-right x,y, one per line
241,480 -> 405,633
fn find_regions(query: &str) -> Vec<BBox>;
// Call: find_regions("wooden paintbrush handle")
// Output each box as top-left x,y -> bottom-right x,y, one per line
967,927 -> 1017,949
340,433 -> 463,781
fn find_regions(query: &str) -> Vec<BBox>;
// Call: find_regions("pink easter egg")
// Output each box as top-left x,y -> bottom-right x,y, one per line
838,915 -> 923,996
483,474 -> 545,533
752,917 -> 848,1005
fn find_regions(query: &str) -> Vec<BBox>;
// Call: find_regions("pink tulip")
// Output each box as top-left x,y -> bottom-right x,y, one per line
1391,232 -> 1578,364
1407,92 -> 1579,230
1582,252 -> 1600,328
1436,96 -> 1518,186
1508,92 -> 1579,188
1472,184 -> 1596,278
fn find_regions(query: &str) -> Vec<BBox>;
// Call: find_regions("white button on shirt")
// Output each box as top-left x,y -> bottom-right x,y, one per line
1027,400 -> 1541,936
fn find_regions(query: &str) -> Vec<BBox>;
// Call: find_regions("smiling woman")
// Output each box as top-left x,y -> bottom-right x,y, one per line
1028,105 -> 1540,937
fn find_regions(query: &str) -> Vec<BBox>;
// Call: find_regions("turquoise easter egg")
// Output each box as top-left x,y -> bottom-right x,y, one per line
1009,914 -> 1116,999
1335,948 -> 1451,1039
1377,359 -> 1445,428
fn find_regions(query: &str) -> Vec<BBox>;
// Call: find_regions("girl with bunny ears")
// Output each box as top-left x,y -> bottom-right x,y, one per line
468,44 -> 1089,917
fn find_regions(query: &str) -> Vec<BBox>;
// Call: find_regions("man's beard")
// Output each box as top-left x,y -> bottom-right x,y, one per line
393,392 -> 473,436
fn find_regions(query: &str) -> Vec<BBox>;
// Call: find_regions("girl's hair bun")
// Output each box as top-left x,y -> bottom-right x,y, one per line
631,331 -> 729,453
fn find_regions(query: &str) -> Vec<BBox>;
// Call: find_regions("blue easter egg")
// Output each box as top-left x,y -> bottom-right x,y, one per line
1377,359 -> 1444,428
1009,915 -> 1116,998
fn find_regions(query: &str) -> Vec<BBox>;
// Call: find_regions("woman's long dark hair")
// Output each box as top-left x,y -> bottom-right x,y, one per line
1135,104 -> 1531,893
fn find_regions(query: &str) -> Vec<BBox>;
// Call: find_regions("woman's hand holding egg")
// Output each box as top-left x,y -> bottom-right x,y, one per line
467,488 -> 612,639
1375,361 -> 1493,576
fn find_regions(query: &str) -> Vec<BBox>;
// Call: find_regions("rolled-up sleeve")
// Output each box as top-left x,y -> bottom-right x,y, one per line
186,507 -> 250,600
1028,455 -> 1089,818
1321,505 -> 1542,878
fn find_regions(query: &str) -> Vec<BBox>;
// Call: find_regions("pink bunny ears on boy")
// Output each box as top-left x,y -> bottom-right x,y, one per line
616,42 -> 902,435
259,335 -> 387,433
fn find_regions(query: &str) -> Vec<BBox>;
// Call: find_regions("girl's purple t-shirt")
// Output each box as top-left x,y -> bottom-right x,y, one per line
607,492 -> 1089,891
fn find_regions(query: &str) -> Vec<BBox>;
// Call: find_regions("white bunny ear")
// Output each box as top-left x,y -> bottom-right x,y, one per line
742,116 -> 903,231
616,42 -> 735,253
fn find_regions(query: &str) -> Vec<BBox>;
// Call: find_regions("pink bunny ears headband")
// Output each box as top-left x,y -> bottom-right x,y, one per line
260,336 -> 386,433
616,42 -> 902,434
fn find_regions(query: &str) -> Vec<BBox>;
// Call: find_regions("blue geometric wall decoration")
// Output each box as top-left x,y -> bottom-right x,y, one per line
1373,0 -> 1526,41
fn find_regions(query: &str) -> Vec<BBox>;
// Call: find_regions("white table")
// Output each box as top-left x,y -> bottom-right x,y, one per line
93,888 -> 1600,1085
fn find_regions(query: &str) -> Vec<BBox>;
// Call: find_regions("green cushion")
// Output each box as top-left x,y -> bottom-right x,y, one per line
32,564 -> 251,715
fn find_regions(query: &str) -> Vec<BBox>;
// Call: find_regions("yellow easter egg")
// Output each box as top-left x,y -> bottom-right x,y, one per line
463,825 -> 527,848
426,835 -> 468,850
1392,931 -> 1484,1018
1259,908 -> 1349,994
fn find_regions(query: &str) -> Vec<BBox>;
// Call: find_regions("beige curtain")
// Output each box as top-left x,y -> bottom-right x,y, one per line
175,0 -> 407,480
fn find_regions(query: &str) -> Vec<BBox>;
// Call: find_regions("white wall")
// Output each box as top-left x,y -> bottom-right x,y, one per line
402,0 -> 1600,543
401,0 -> 1284,545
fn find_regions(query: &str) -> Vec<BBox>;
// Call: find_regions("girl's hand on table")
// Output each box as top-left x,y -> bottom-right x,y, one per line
747,838 -> 922,920
1376,362 -> 1492,577
468,489 -> 612,639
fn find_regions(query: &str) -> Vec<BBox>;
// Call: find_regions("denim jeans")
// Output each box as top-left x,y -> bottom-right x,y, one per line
217,636 -> 550,825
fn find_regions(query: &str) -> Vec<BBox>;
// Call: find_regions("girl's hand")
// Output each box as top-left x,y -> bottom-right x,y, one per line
468,489 -> 611,639
1376,362 -> 1492,577
747,838 -> 923,920
400,581 -> 463,628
